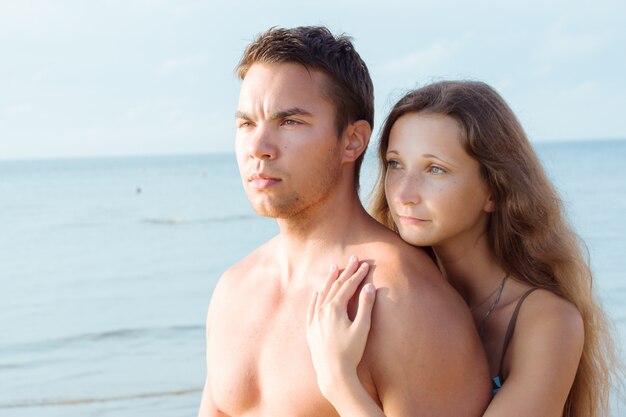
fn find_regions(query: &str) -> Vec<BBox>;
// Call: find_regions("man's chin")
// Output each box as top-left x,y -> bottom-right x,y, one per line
250,203 -> 289,219
247,193 -> 306,219
254,209 -> 281,218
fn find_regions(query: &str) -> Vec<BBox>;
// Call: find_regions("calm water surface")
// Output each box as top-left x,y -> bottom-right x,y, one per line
1,140 -> 625,416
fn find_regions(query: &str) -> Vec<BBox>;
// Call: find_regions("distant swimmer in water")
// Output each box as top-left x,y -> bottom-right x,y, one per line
136,187 -> 142,194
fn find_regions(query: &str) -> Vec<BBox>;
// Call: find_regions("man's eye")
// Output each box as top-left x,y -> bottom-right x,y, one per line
282,119 -> 300,126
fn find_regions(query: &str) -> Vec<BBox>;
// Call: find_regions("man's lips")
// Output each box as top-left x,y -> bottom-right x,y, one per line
248,172 -> 281,189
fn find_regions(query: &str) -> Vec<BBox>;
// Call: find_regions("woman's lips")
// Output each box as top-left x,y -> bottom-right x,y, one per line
398,215 -> 428,225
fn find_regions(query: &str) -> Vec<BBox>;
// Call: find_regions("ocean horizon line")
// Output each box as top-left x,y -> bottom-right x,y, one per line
1,136 -> 625,163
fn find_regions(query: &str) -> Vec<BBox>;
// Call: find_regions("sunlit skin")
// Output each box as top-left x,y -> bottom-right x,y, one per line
385,113 -> 494,255
234,63 -> 343,220
306,112 -> 585,417
199,63 -> 491,417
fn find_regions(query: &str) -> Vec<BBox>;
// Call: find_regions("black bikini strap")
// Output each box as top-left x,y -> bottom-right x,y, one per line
497,288 -> 539,376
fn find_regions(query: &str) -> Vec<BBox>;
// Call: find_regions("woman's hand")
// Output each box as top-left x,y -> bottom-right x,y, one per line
306,255 -> 377,400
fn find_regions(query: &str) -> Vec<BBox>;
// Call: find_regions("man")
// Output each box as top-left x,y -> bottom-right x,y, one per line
199,26 -> 490,416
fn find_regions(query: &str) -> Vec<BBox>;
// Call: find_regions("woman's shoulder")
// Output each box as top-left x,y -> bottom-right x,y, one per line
485,288 -> 587,416
493,286 -> 585,413
506,286 -> 585,375
515,288 -> 584,338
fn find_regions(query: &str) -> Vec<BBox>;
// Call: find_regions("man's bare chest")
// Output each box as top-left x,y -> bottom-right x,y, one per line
207,286 -> 338,416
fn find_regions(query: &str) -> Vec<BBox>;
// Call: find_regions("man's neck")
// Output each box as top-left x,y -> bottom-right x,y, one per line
274,186 -> 372,284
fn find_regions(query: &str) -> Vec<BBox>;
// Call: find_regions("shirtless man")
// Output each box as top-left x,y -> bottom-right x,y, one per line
199,26 -> 491,417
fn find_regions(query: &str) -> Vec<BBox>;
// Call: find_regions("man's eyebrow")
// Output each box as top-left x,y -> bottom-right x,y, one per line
235,108 -> 313,121
271,107 -> 312,119
235,111 -> 250,119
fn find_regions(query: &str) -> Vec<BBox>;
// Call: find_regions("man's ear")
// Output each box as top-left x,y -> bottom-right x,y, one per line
341,120 -> 371,163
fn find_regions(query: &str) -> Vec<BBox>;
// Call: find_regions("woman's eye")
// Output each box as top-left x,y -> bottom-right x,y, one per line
386,160 -> 401,169
429,165 -> 445,175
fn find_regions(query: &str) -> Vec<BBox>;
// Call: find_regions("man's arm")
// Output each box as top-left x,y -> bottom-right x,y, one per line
198,377 -> 218,417
198,305 -> 216,417
198,283 -> 228,417
364,272 -> 491,416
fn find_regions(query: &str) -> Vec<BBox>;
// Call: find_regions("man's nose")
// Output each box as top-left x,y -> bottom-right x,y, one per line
248,124 -> 277,160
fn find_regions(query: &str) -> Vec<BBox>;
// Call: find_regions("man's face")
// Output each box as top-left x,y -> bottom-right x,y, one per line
235,63 -> 343,218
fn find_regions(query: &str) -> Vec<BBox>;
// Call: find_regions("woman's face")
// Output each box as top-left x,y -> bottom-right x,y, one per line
384,112 -> 494,250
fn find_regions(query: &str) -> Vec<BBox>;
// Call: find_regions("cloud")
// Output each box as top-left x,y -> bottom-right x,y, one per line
377,39 -> 463,76
0,1 -> 76,37
159,53 -> 209,76
557,80 -> 599,101
544,23 -> 606,60
122,98 -> 184,122
3,104 -> 33,118
533,19 -> 608,76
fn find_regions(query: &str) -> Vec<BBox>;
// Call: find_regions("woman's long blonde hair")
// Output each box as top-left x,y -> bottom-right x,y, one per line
371,81 -> 621,416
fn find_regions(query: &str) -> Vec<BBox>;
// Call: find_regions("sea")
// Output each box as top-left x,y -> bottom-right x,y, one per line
1,139 -> 625,416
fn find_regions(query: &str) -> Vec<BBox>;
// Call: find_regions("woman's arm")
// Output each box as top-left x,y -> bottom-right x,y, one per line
306,256 -> 385,417
483,290 -> 584,417
306,258 -> 584,417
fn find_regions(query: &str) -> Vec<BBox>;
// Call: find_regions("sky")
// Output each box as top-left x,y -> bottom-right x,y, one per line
1,0 -> 625,160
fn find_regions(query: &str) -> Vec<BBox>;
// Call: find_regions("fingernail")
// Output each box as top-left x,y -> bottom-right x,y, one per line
329,264 -> 336,273
349,255 -> 357,263
364,283 -> 376,294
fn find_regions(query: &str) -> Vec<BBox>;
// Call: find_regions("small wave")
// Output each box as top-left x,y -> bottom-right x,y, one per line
0,324 -> 204,355
91,325 -> 202,340
142,217 -> 185,225
0,388 -> 202,409
142,214 -> 255,225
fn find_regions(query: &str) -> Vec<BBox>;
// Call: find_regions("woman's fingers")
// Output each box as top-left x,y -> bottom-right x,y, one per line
316,264 -> 340,310
353,283 -> 376,338
312,256 -> 371,319
332,262 -> 370,307
306,261 -> 377,395
307,291 -> 318,327
325,255 -> 360,303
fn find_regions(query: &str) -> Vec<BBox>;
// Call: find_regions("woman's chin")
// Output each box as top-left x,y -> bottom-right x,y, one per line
397,230 -> 433,248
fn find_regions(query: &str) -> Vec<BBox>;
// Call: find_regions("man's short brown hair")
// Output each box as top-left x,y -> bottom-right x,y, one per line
236,26 -> 374,189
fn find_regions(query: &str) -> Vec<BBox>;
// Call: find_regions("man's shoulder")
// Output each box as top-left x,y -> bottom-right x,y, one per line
207,236 -> 281,325
217,236 -> 280,290
359,229 -> 483,363
368,246 -> 468,332
358,233 -> 446,298
355,236 -> 478,365
359,239 -> 491,412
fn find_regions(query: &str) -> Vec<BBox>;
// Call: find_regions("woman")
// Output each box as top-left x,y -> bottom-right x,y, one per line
306,81 -> 620,416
